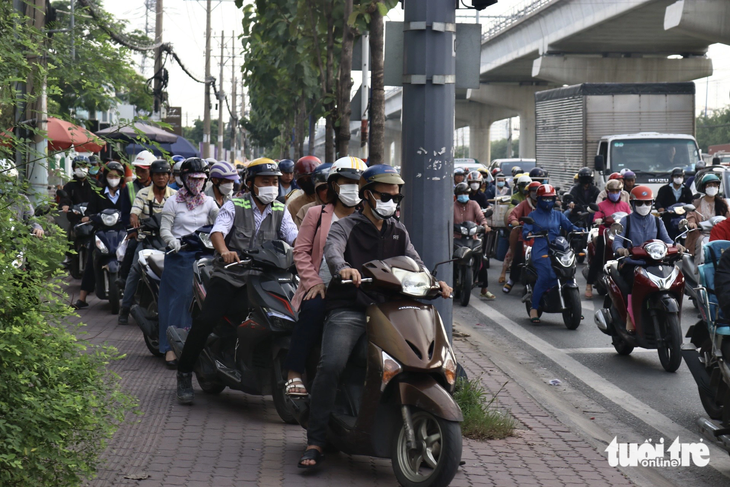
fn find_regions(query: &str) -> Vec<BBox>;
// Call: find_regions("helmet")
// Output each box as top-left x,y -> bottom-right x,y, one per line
477,167 -> 490,177
180,157 -> 208,177
696,160 -> 707,170
608,172 -> 623,181
89,155 -> 99,165
536,184 -> 556,198
104,161 -> 125,176
466,171 -> 483,183
359,164 -> 405,197
454,167 -> 466,176
529,167 -> 548,179
329,156 -> 368,183
72,155 -> 90,168
516,174 -> 532,188
171,155 -> 185,164
573,173 -> 579,181
527,181 -> 541,197
205,157 -> 218,168
577,167 -> 593,185
209,160 -> 239,181
671,167 -> 684,178
511,166 -> 522,177
606,179 -> 623,191
0,159 -> 18,179
491,168 -> 501,177
294,156 -> 321,180
246,157 -> 282,182
698,173 -> 721,193
132,150 -> 156,167
278,159 -> 295,173
150,159 -> 171,174
313,163 -> 333,187
172,161 -> 183,175
622,170 -> 636,180
630,185 -> 653,201
454,182 -> 470,195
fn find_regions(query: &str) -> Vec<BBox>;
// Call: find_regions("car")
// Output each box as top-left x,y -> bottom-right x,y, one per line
489,158 -> 536,176
454,158 -> 489,177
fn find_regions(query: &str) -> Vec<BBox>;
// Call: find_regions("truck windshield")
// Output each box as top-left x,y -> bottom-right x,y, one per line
610,139 -> 700,174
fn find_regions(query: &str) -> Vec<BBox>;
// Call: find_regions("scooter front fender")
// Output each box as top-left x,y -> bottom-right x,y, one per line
397,376 -> 463,422
103,259 -> 120,274
650,293 -> 680,313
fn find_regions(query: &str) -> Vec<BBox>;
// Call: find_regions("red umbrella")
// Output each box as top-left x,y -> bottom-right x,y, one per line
47,117 -> 105,153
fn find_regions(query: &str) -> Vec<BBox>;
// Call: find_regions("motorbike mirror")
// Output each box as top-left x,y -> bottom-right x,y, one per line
34,204 -> 50,216
594,155 -> 605,172
511,199 -> 520,206
683,204 -> 696,212
431,258 -> 459,278
610,222 -> 624,235
678,218 -> 689,232
588,203 -> 600,212
483,207 -> 494,218
562,194 -> 574,204
519,216 -> 535,225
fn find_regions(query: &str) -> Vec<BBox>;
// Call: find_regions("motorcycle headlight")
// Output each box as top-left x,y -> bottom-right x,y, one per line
101,213 -> 120,227
460,227 -> 469,235
469,226 -> 477,236
198,232 -> 214,249
644,241 -> 668,260
95,235 -> 109,254
391,268 -> 433,298
442,349 -> 457,386
557,251 -> 575,267
381,350 -> 402,391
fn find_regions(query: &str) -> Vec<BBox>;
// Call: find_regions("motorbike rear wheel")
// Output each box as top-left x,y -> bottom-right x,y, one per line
562,287 -> 582,330
196,374 -> 226,395
391,410 -> 462,487
658,313 -> 682,373
459,266 -> 472,307
107,270 -> 120,315
70,249 -> 82,279
271,352 -> 298,424
698,339 -> 724,419
143,333 -> 164,358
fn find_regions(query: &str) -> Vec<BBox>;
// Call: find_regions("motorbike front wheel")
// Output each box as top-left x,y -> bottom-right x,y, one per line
657,313 -> 683,373
271,351 -> 298,425
70,248 -> 82,279
562,287 -> 582,330
106,270 -> 120,315
698,338 -> 724,419
391,410 -> 462,487
459,266 -> 472,307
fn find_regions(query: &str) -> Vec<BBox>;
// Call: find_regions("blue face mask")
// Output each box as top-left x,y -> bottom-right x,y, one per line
538,198 -> 555,211
497,181 -> 505,188
457,194 -> 470,204
89,166 -> 100,175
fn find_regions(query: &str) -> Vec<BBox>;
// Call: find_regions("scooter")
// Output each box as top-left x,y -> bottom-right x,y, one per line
287,256 -> 462,487
520,216 -> 585,330
167,239 -> 299,424
69,203 -> 91,279
561,194 -> 592,263
681,214 -> 726,309
453,221 -> 485,307
90,208 -> 126,314
594,228 -> 687,372
583,211 -> 628,296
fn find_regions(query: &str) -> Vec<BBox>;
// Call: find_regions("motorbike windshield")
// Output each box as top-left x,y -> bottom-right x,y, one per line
610,138 -> 700,184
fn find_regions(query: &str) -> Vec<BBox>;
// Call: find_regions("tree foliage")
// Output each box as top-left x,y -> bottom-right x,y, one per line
490,138 -> 520,161
697,108 -> 730,152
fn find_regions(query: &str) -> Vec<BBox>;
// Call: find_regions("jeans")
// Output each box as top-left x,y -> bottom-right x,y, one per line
178,277 -> 248,373
158,250 -> 196,354
307,308 -> 367,448
285,296 -> 326,374
121,248 -> 142,309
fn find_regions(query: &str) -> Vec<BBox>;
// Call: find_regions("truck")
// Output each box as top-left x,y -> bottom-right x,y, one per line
534,82 -> 702,194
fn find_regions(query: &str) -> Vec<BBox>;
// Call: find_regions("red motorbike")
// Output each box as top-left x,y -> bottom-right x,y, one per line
594,235 -> 686,372
583,211 -> 628,295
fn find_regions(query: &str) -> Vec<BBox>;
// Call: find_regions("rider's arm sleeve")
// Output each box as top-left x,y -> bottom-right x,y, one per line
324,220 -> 350,275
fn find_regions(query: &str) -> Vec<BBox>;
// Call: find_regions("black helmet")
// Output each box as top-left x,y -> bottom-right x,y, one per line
72,155 -> 90,168
104,161 -> 124,176
529,167 -> 547,178
454,182 -> 470,195
671,167 -> 684,178
180,157 -> 208,176
577,167 -> 593,185
150,159 -> 171,174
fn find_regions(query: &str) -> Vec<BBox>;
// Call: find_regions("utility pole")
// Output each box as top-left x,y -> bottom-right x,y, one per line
241,79 -> 246,158
400,0 -> 455,339
203,0 -> 212,158
230,31 -> 236,164
361,31 -> 370,159
217,30 -> 225,159
152,0 -> 163,119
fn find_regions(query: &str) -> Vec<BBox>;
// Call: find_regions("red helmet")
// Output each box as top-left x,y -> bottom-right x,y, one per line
536,184 -> 556,198
527,181 -> 541,191
630,185 -> 653,201
294,156 -> 321,179
608,172 -> 623,181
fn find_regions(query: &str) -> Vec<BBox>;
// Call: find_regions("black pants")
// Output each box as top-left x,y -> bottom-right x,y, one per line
586,238 -> 605,285
284,296 -> 326,374
80,244 -> 96,293
120,238 -> 138,281
510,243 -> 524,283
618,263 -> 635,298
178,277 -> 247,373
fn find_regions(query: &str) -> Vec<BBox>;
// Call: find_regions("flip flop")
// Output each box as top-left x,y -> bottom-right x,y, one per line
285,378 -> 308,396
502,283 -> 513,294
298,448 -> 325,469
530,316 -> 541,324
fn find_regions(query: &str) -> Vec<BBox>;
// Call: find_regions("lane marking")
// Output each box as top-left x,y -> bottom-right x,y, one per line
469,298 -> 730,475
562,347 -> 655,354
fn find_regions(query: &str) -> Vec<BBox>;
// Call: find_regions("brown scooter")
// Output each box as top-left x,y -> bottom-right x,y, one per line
287,256 -> 463,487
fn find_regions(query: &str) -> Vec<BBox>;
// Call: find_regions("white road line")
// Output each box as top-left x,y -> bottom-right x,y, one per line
469,298 -> 730,475
562,347 -> 655,354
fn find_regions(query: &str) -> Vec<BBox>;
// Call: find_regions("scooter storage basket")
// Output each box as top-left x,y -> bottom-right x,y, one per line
488,199 -> 511,228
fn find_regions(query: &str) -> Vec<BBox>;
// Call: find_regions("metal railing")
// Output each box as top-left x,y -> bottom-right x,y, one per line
480,0 -> 555,42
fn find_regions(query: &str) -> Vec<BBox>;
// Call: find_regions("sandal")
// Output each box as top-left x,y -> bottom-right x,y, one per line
285,378 -> 308,396
298,447 -> 325,469
529,310 -> 540,324
502,283 -> 513,294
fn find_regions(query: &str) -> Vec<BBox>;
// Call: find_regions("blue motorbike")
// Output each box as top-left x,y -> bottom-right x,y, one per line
91,208 -> 126,314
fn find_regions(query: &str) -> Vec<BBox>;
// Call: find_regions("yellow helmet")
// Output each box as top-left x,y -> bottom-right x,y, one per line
246,157 -> 281,182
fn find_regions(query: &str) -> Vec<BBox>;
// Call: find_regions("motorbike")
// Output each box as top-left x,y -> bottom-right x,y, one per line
453,221 -> 485,307
519,217 -> 585,329
166,238 -> 299,424
287,256 -> 462,487
594,226 -> 687,372
660,202 -> 691,240
69,203 -> 91,279
681,214 -> 726,309
89,208 -> 126,314
583,211 -> 629,296
561,194 -> 593,263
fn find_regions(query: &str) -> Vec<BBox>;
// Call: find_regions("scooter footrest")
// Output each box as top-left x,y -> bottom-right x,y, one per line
681,343 -> 698,351
714,428 -> 730,437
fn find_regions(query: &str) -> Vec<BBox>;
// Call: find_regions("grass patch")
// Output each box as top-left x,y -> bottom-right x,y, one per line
454,377 -> 516,440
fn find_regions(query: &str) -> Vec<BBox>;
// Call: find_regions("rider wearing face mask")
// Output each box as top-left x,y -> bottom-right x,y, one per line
494,172 -> 510,196
59,155 -> 99,224
205,160 -> 240,208
454,182 -> 494,299
283,156 -> 368,398
685,173 -> 730,257
595,173 -> 630,204
176,158 -> 298,404
655,167 -> 694,213
168,156 -> 185,191
293,162 -> 334,228
466,171 -> 489,208
502,181 -> 541,294
286,156 -> 322,219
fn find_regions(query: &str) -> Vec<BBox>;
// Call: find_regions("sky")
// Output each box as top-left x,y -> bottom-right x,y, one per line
102,0 -> 730,128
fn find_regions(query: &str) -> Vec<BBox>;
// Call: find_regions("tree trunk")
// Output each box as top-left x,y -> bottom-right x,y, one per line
324,1 -> 336,163
294,97 -> 306,160
369,8 -> 385,165
336,0 -> 354,158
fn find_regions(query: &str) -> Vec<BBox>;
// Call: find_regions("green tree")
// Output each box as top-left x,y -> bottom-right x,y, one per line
489,138 -> 519,161
183,118 -> 231,150
697,108 -> 730,152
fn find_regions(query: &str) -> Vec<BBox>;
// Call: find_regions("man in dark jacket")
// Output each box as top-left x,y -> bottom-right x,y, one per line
714,246 -> 730,319
298,165 -> 452,468
656,167 -> 694,212
59,155 -> 99,225
567,167 -> 600,227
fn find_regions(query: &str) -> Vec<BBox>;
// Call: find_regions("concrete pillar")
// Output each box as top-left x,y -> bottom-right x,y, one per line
383,136 -> 393,165
518,109 -> 535,159
532,55 -> 713,85
665,0 -> 730,45
393,135 -> 402,167
469,122 -> 490,165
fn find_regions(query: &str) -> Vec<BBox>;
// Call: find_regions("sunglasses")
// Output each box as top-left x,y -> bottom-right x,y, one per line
369,189 -> 404,205
634,200 -> 652,207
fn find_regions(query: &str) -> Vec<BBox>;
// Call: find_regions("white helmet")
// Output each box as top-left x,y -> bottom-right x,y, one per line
172,161 -> 183,174
0,159 -> 18,178
516,174 -> 532,187
328,156 -> 368,183
133,150 -> 156,167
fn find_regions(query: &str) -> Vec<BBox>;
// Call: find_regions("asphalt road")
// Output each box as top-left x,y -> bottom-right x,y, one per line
455,257 -> 730,487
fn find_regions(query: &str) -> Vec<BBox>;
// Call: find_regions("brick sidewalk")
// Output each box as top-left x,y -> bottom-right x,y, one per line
68,278 -> 634,487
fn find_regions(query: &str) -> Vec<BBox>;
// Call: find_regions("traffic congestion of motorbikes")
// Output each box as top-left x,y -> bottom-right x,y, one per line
44,150 -> 730,483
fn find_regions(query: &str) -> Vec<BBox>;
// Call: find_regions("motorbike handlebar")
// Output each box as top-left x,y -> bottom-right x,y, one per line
341,278 -> 374,284
224,258 -> 253,269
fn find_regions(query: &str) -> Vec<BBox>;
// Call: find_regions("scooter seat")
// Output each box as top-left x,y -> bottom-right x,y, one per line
148,252 -> 165,278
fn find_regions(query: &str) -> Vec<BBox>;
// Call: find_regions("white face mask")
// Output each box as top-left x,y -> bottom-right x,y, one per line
218,182 -> 234,196
371,196 -> 397,220
337,184 -> 361,207
107,177 -> 121,189
705,186 -> 719,197
255,184 -> 278,204
470,182 -> 480,191
74,167 -> 88,178
635,204 -> 652,216
673,177 -> 683,186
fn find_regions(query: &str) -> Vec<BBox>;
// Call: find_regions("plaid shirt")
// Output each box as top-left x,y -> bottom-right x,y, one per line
131,185 -> 177,218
